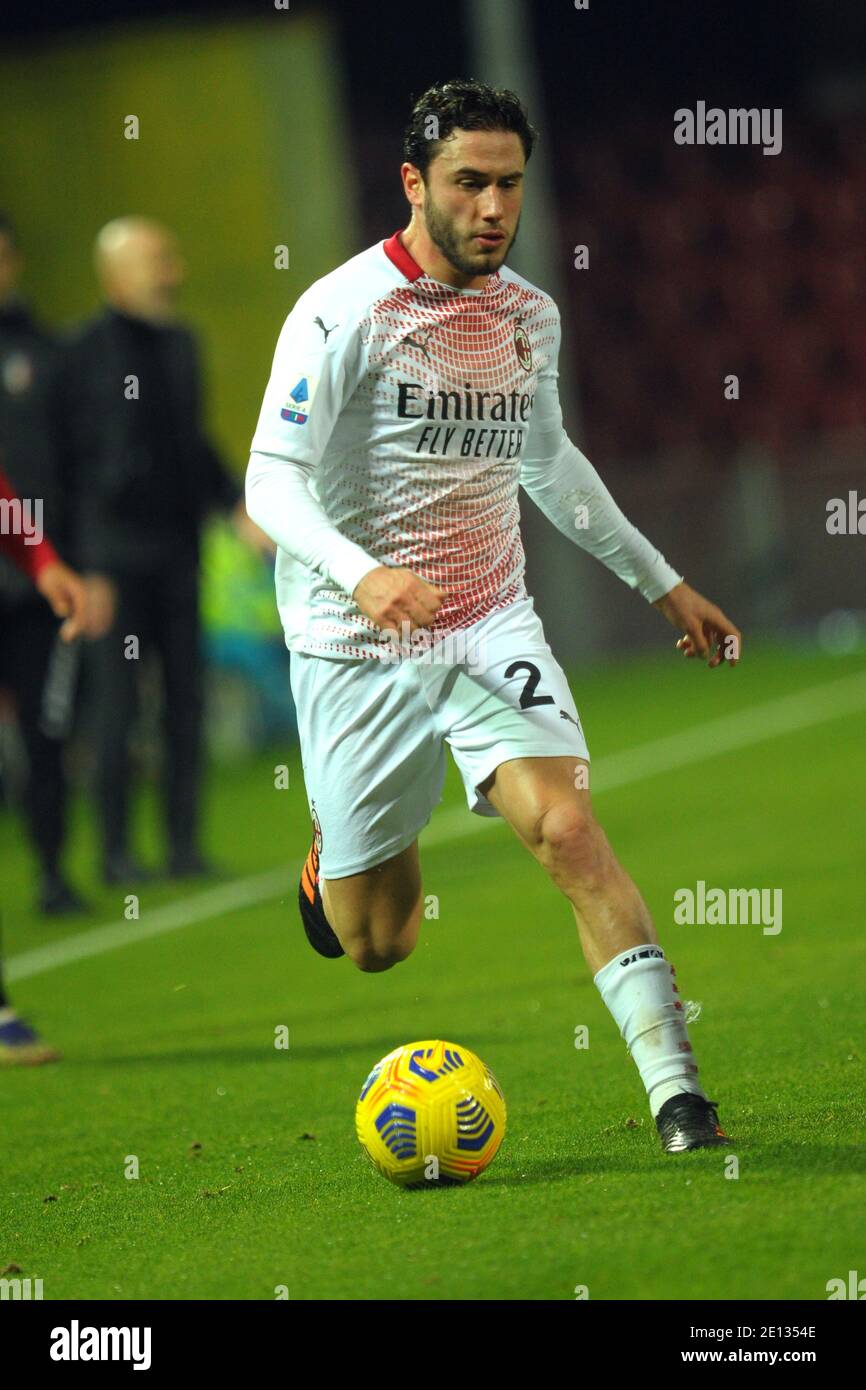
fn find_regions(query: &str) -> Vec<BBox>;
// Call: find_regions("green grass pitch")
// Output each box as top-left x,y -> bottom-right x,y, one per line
1,641 -> 863,1300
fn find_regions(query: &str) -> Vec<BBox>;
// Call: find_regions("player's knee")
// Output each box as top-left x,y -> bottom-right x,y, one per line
534,801 -> 608,884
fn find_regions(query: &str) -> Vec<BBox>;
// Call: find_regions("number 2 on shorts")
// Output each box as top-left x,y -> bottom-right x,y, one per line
504,660 -> 555,710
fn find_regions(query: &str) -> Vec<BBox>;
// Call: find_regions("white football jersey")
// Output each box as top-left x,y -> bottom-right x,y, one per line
249,231 -> 680,660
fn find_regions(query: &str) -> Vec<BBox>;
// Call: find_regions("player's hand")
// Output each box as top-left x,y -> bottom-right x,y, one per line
81,573 -> 117,640
35,561 -> 89,642
353,565 -> 447,636
653,581 -> 741,668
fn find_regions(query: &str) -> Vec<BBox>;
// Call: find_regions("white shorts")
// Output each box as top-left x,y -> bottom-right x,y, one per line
289,596 -> 590,878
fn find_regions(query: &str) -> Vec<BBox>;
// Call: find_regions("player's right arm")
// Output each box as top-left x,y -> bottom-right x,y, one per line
0,464 -> 90,640
352,564 -> 446,634
246,288 -> 444,632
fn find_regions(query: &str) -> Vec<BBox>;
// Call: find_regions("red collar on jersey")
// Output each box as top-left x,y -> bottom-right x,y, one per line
383,229 -> 424,282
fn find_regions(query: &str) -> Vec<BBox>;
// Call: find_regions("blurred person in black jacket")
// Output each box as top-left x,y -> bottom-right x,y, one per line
63,217 -> 269,885
0,463 -> 93,1062
0,212 -> 97,915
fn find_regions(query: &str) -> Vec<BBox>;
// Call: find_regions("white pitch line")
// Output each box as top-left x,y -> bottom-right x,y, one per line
595,667 -> 866,791
5,869 -> 289,984
7,668 -> 865,984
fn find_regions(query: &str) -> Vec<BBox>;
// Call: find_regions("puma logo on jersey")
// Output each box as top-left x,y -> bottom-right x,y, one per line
401,328 -> 434,360
314,317 -> 338,342
559,709 -> 581,728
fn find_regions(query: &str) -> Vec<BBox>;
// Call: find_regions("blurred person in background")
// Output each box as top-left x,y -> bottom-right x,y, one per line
62,217 -> 271,885
0,465 -> 91,1062
0,212 -> 105,915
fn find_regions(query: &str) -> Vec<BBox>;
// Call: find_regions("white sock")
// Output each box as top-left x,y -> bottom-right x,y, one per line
594,944 -> 706,1119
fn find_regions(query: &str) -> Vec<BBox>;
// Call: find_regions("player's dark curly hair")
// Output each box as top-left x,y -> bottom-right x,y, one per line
403,79 -> 537,179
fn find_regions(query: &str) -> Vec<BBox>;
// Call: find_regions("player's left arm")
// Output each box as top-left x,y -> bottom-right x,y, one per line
651,581 -> 741,668
519,308 -> 741,668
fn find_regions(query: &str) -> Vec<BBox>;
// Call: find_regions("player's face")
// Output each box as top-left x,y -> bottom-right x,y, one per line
421,129 -> 525,280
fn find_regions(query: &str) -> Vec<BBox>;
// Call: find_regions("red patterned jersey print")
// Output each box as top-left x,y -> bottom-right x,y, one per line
250,233 -> 560,660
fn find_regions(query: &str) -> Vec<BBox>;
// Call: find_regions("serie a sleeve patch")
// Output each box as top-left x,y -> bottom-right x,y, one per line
280,372 -> 319,424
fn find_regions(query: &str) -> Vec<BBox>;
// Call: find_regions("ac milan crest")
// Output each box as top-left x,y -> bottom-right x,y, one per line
514,324 -> 532,372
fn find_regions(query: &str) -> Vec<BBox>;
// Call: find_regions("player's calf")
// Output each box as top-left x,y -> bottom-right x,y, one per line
529,799 -> 656,967
531,800 -> 614,896
482,755 -> 725,1142
481,757 -> 654,966
330,885 -> 422,972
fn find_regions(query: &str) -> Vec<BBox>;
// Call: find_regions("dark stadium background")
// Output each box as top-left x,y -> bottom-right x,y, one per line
2,0 -> 863,677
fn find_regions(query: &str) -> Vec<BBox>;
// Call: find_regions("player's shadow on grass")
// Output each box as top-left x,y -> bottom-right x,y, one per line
477,1153 -> 726,1184
476,1155 -> 667,1184
478,1142 -> 866,1185
737,1143 -> 866,1174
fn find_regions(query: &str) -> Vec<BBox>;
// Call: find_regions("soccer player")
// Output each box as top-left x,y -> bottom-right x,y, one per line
246,80 -> 742,1152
